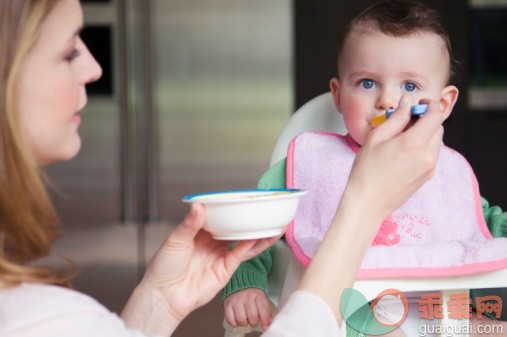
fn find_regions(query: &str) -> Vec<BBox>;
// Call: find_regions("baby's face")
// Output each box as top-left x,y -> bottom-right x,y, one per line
334,30 -> 451,146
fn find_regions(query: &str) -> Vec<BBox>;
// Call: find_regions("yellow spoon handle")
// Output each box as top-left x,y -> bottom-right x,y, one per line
370,114 -> 387,127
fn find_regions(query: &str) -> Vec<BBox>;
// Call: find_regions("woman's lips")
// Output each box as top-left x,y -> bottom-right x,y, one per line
72,111 -> 81,124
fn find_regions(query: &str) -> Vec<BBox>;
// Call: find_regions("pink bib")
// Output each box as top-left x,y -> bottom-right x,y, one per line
285,132 -> 507,279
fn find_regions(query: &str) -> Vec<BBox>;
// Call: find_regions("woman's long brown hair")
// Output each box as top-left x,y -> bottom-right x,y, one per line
0,0 -> 73,287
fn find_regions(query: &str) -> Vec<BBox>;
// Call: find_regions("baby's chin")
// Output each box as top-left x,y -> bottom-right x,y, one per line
348,135 -> 363,148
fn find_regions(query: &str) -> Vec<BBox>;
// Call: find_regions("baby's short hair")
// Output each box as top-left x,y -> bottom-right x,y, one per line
337,0 -> 459,84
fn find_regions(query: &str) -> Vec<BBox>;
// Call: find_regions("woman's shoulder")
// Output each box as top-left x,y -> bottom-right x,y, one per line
0,282 -> 138,337
0,282 -> 107,314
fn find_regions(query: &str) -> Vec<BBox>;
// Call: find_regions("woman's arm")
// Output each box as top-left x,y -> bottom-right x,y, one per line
298,97 -> 444,320
121,204 -> 280,336
124,94 -> 444,337
261,96 -> 445,337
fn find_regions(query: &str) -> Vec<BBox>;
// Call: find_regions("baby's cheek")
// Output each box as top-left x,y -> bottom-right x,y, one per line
343,119 -> 368,146
340,99 -> 370,145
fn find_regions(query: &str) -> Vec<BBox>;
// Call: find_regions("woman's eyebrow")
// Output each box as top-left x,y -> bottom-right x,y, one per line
62,26 -> 83,49
66,25 -> 84,42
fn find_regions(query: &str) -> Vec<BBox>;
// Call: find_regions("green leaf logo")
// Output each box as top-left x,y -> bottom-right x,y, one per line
340,288 -> 408,335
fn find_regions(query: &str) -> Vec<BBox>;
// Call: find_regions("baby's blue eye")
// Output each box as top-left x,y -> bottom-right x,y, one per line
361,79 -> 375,89
403,82 -> 417,92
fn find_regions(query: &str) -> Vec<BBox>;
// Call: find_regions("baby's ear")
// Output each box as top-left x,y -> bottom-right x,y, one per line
439,85 -> 459,121
329,78 -> 342,114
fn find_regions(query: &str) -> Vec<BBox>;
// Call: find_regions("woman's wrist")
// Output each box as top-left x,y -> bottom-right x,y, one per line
121,280 -> 182,336
297,189 -> 385,320
339,183 -> 390,233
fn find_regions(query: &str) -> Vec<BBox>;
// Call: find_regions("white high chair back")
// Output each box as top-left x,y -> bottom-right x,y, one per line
223,92 -> 507,337
269,92 -> 347,166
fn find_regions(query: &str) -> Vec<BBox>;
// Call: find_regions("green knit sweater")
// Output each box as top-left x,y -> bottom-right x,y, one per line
221,158 -> 507,303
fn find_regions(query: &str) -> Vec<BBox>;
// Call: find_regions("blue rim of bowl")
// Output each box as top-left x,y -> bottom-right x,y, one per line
181,188 -> 307,203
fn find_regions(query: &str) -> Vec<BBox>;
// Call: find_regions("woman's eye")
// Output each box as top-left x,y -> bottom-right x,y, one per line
65,49 -> 81,62
361,79 -> 375,89
403,82 -> 417,92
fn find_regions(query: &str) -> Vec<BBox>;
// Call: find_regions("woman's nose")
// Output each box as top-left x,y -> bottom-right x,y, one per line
81,43 -> 103,85
86,51 -> 103,84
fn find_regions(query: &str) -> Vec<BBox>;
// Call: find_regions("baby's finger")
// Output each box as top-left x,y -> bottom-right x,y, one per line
244,299 -> 261,328
256,296 -> 273,330
232,304 -> 249,327
224,303 -> 239,328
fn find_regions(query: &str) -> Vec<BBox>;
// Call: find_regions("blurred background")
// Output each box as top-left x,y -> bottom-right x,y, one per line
46,1 -> 506,336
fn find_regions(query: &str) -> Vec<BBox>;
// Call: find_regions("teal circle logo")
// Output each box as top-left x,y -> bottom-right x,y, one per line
340,288 -> 409,335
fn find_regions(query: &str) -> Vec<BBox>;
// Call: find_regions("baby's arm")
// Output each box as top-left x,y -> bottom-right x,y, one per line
222,248 -> 273,328
471,198 -> 507,322
256,158 -> 287,190
482,197 -> 507,237
222,159 -> 287,329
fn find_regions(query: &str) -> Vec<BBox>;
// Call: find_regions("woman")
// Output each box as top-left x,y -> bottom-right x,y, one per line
0,0 -> 446,336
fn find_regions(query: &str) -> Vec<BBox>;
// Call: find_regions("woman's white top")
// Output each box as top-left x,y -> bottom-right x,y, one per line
0,283 -> 339,337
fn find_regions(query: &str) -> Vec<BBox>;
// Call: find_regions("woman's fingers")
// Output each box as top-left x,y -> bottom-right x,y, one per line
169,203 -> 206,243
347,98 -> 445,218
399,99 -> 445,177
370,96 -> 444,148
371,95 -> 412,141
169,204 -> 278,262
231,235 -> 281,262
404,99 -> 444,145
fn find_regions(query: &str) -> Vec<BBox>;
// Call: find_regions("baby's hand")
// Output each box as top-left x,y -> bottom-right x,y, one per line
223,288 -> 273,330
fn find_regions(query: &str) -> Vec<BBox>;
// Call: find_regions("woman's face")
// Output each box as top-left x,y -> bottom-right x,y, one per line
17,0 -> 102,165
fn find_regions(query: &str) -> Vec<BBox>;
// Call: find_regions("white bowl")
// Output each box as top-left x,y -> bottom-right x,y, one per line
182,189 -> 307,240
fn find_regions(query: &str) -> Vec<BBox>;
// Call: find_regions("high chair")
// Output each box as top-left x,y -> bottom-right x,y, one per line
223,92 -> 507,337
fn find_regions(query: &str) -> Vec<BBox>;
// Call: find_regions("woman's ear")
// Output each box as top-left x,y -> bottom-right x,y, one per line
439,85 -> 459,121
329,78 -> 342,114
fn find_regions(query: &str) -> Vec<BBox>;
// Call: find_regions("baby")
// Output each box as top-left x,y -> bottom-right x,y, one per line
222,1 -> 507,335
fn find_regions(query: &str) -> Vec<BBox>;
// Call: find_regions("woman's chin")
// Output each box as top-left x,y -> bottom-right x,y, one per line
37,140 -> 82,166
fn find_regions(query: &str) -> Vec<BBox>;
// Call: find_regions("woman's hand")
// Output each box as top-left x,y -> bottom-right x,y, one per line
347,95 -> 445,221
298,95 -> 445,319
121,203 -> 280,336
